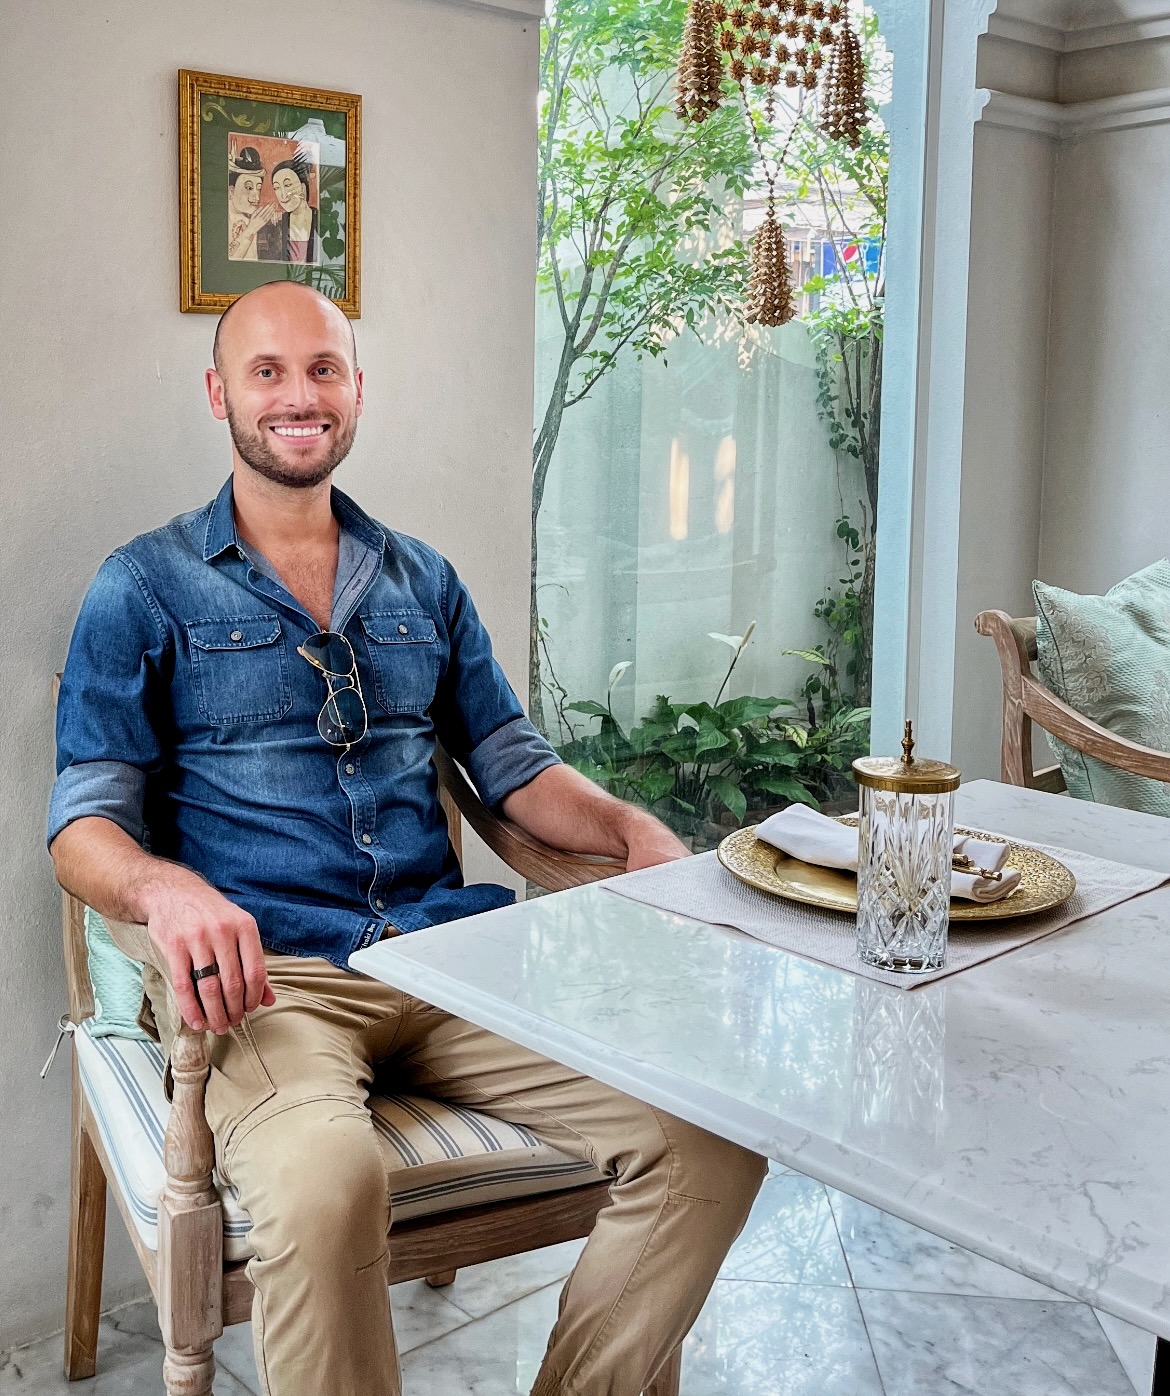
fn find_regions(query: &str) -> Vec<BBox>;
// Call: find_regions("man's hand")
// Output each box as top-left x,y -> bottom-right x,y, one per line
142,870 -> 276,1034
50,817 -> 275,1037
622,808 -> 690,871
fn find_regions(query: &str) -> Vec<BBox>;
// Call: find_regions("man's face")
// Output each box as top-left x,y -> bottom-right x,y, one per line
207,287 -> 363,490
230,173 -> 263,216
273,169 -> 304,214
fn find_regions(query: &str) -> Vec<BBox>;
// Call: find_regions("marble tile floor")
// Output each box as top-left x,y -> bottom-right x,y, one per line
2,1165 -> 1158,1395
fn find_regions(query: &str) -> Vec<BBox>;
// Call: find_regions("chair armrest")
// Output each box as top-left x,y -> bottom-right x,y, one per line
434,748 -> 626,891
103,917 -> 167,978
102,919 -> 219,1244
1021,673 -> 1170,783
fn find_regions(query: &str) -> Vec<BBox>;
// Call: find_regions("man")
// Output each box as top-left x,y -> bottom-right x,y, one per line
227,146 -> 277,262
49,283 -> 766,1396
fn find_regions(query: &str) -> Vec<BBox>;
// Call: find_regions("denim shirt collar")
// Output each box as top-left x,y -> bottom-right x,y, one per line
201,475 -> 388,564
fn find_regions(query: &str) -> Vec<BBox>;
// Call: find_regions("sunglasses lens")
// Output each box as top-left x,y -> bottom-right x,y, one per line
301,631 -> 355,676
318,684 -> 366,746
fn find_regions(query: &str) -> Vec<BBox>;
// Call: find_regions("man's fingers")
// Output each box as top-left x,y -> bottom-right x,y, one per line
237,925 -> 270,1015
166,946 -> 205,1033
189,943 -> 230,1034
210,933 -> 247,1027
195,973 -> 230,1035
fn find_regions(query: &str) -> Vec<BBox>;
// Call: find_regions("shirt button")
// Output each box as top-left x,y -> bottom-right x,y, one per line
398,623 -> 408,635
361,833 -> 372,845
230,629 -> 243,642
375,898 -> 385,910
345,763 -> 355,775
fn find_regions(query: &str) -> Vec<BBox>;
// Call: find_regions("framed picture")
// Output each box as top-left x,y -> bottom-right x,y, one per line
179,70 -> 361,317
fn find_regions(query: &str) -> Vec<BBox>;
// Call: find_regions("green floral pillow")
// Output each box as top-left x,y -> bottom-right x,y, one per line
1034,560 -> 1170,817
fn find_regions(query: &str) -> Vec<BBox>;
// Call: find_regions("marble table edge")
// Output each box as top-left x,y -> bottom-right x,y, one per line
349,941 -> 1170,1340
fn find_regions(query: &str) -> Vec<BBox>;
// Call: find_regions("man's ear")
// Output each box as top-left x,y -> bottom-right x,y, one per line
206,368 -> 229,422
354,366 -> 364,419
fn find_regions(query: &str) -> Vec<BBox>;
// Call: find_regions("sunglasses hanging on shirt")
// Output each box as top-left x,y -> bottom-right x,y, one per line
297,630 -> 368,749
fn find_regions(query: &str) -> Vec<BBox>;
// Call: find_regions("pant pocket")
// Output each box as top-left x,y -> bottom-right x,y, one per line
205,1015 -> 277,1159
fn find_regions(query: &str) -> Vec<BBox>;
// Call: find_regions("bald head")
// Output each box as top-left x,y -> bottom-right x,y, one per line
205,280 -> 364,491
212,282 -> 357,376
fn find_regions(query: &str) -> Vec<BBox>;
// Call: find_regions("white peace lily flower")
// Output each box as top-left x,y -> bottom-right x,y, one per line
607,660 -> 632,692
708,620 -> 757,658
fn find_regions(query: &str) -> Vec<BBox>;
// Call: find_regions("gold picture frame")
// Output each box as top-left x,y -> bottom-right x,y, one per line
179,70 -> 361,317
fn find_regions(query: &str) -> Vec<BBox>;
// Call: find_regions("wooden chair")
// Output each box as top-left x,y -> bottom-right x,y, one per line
974,610 -> 1170,790
59,738 -> 686,1396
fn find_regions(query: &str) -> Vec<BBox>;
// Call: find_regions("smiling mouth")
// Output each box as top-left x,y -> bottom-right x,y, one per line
270,423 -> 330,440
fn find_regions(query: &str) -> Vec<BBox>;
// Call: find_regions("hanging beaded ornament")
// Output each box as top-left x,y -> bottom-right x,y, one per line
676,0 -> 868,326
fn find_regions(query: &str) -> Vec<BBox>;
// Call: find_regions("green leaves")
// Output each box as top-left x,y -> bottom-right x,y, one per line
537,0 -> 755,419
565,699 -> 610,718
554,670 -> 870,837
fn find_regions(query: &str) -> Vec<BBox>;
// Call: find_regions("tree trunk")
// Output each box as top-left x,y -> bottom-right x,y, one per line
856,542 -> 875,706
528,338 -> 578,735
529,522 -> 544,728
854,332 -> 882,708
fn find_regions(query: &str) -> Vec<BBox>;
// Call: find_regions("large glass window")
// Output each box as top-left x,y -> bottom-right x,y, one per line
533,1 -> 890,849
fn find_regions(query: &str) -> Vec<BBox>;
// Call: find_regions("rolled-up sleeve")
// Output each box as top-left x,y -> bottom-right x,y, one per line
431,561 -> 560,808
48,553 -> 169,847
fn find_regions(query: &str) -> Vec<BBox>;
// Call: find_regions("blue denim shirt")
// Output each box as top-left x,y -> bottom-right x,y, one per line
49,478 -> 560,968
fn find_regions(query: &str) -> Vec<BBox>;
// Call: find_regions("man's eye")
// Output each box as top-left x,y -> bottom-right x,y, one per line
315,366 -> 334,377
258,368 -> 274,378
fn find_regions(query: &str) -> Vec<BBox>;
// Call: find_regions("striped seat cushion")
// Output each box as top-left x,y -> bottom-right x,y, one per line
73,1020 -> 603,1263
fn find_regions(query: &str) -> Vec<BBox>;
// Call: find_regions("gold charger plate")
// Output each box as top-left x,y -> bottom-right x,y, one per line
717,821 -> 1076,923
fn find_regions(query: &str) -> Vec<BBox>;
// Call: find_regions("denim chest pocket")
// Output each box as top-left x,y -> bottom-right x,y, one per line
186,615 -> 292,724
360,611 -> 440,715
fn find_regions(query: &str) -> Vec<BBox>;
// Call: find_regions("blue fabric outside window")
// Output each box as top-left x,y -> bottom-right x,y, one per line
49,478 -> 561,968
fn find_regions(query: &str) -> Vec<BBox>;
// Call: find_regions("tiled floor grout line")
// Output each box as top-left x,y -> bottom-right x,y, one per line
435,1271 -> 573,1327
823,1183 -> 889,1396
400,1276 -> 569,1361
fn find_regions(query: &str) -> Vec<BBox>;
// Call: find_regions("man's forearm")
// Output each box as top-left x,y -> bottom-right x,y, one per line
50,816 -> 206,926
500,764 -> 688,869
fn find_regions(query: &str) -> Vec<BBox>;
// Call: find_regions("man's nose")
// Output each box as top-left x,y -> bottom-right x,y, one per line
282,376 -> 322,411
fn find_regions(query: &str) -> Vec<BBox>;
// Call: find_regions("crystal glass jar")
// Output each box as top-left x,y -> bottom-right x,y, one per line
852,722 -> 960,973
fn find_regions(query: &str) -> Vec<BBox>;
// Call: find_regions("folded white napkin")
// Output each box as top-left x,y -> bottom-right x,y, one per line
755,804 -> 1022,904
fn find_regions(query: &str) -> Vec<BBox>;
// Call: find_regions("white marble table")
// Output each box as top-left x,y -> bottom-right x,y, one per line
351,780 -> 1170,1352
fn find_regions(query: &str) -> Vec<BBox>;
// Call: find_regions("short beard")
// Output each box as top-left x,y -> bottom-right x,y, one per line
225,401 -> 357,490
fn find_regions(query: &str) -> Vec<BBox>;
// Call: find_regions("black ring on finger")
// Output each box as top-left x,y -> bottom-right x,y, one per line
192,961 -> 221,983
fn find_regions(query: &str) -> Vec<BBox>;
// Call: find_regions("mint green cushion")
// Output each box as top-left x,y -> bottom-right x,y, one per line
1034,560 -> 1170,817
85,908 -> 150,1039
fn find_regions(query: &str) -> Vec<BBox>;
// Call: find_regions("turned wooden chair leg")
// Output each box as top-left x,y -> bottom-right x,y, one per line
424,1270 -> 457,1288
645,1342 -> 682,1396
158,1028 -> 222,1396
65,1065 -> 106,1380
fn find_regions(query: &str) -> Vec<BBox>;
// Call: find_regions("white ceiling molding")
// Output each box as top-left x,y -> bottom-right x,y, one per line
986,12 -> 1069,50
981,83 -> 1170,132
989,0 -> 1170,49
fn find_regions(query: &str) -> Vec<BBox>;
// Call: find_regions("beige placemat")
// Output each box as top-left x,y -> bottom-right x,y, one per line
603,838 -> 1168,989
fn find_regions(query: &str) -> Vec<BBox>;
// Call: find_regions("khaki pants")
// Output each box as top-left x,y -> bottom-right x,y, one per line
147,952 -> 766,1396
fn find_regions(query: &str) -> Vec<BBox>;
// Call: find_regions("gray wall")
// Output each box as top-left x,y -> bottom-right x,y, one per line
952,121 -> 1054,781
0,0 -> 539,1346
1041,119 -> 1170,594
953,3 -> 1170,780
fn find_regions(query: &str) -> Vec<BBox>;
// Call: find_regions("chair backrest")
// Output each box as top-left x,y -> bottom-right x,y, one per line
973,609 -> 1170,790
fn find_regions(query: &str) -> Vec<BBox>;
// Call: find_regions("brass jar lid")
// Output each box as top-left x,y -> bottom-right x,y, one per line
852,721 -> 961,795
